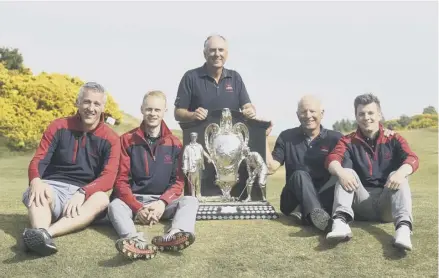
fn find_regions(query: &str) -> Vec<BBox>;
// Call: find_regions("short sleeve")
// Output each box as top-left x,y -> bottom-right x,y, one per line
271,134 -> 286,166
174,72 -> 192,109
235,72 -> 251,107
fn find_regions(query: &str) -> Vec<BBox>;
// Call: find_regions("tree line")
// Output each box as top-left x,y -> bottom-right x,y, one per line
332,106 -> 437,133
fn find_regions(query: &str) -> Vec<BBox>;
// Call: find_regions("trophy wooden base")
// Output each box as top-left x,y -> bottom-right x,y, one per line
196,201 -> 279,221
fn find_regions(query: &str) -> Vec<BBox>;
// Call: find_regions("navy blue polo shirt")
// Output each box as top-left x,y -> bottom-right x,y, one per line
272,126 -> 343,189
174,63 -> 251,112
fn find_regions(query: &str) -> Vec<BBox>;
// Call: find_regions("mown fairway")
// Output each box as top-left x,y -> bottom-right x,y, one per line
0,128 -> 437,277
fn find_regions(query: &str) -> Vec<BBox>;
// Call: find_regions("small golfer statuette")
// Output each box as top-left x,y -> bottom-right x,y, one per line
182,132 -> 212,199
242,146 -> 268,202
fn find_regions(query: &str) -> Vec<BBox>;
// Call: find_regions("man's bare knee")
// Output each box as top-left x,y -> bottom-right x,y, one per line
85,192 -> 110,212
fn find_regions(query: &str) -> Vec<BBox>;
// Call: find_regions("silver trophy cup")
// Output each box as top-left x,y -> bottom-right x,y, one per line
181,108 -> 278,220
204,108 -> 249,201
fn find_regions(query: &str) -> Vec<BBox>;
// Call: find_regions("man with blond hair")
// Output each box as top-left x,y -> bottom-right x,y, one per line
174,34 -> 256,122
108,90 -> 199,260
22,82 -> 121,256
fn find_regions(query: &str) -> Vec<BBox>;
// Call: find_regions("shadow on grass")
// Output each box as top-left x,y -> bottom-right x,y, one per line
313,235 -> 348,251
89,215 -> 119,241
98,254 -> 135,267
0,213 -> 124,264
278,213 -> 410,258
289,225 -> 321,238
0,213 -> 46,264
353,221 -> 408,260
286,223 -> 341,251
274,214 -> 303,227
275,213 -> 341,251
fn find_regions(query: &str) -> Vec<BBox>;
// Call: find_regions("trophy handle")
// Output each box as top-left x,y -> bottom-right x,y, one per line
232,122 -> 250,175
232,122 -> 249,147
204,123 -> 220,176
204,123 -> 219,156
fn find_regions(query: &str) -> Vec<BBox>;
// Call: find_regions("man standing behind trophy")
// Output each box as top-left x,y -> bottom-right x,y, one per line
173,34 -> 257,122
107,91 -> 199,260
182,132 -> 212,199
265,96 -> 344,231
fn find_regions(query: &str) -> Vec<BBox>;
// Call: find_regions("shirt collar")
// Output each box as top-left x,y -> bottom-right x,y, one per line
300,125 -> 327,140
135,120 -> 173,143
198,63 -> 231,78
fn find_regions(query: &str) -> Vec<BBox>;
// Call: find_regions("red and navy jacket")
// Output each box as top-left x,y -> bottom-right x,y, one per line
325,124 -> 419,187
112,120 -> 184,213
28,113 -> 121,200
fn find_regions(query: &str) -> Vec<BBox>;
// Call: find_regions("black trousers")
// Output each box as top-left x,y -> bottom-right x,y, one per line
280,170 -> 335,217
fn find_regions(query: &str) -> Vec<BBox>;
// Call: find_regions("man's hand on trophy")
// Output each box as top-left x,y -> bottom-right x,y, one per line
266,121 -> 273,136
242,104 -> 256,119
191,107 -> 208,121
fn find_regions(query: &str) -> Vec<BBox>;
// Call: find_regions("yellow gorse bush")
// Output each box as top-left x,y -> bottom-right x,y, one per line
407,114 -> 438,129
0,64 -> 122,150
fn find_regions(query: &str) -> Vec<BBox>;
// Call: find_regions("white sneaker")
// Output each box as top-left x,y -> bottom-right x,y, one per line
393,225 -> 412,251
326,219 -> 353,241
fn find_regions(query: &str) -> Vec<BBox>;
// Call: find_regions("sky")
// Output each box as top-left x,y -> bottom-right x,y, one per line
0,1 -> 437,135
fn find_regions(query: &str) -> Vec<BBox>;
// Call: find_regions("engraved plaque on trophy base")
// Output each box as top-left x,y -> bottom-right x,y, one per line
196,202 -> 279,221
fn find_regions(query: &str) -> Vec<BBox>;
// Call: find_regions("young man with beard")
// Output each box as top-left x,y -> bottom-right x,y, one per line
265,95 -> 343,231
108,90 -> 199,260
174,34 -> 257,122
325,93 -> 418,251
22,82 -> 121,256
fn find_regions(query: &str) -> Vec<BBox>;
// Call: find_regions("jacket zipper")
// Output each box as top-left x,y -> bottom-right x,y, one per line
356,138 -> 375,176
144,151 -> 149,176
365,152 -> 373,176
143,138 -> 166,177
73,132 -> 87,164
72,140 -> 79,163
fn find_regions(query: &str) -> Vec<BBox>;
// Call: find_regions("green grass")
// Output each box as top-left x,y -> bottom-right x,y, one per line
111,112 -> 142,135
0,128 -> 437,277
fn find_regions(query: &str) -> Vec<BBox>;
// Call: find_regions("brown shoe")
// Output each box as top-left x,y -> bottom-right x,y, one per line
151,231 -> 195,252
115,235 -> 158,260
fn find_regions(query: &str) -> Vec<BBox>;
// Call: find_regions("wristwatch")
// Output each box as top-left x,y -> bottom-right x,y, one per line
77,188 -> 86,195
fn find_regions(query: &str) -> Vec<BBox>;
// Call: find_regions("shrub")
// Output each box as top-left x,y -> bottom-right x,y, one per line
0,64 -> 122,150
407,114 -> 438,130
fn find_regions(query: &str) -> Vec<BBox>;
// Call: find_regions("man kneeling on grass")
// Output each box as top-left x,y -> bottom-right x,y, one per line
108,90 -> 199,260
22,82 -> 121,256
325,93 -> 418,251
